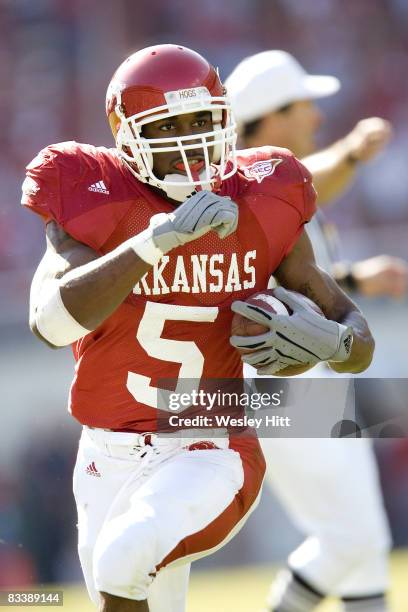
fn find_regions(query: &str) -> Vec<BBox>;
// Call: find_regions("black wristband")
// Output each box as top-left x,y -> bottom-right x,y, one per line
346,152 -> 360,166
340,270 -> 358,292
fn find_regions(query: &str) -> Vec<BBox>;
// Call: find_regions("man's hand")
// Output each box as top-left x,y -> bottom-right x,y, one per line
303,116 -> 392,206
351,255 -> 408,299
151,191 -> 238,254
345,117 -> 392,163
230,287 -> 353,375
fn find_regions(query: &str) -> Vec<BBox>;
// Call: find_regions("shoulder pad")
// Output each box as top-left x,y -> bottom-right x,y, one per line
22,141 -> 117,224
236,146 -> 316,223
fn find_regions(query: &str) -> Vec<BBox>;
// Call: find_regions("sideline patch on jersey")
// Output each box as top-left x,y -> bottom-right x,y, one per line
243,158 -> 282,183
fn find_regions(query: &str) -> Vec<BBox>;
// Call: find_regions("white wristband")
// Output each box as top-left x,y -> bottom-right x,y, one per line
127,226 -> 163,266
35,281 -> 91,347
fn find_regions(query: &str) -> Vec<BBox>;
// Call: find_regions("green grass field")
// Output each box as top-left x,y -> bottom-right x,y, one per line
28,550 -> 408,611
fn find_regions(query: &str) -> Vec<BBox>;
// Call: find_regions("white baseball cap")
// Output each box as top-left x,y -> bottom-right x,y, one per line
225,50 -> 341,125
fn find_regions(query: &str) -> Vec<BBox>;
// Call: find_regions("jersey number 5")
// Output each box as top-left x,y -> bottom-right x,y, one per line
127,301 -> 218,409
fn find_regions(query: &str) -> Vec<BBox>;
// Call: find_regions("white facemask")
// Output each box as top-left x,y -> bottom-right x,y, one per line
114,86 -> 237,201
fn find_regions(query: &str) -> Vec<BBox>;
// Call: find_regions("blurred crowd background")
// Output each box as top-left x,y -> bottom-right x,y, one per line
1,0 -> 408,592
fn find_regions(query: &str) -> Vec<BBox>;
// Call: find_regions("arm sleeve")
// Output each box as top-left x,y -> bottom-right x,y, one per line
21,147 -> 63,224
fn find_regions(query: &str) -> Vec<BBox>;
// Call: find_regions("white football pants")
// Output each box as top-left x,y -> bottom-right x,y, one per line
73,426 -> 263,609
262,436 -> 391,596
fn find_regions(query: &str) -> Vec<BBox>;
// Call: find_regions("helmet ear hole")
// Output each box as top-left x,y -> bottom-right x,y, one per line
108,111 -> 121,137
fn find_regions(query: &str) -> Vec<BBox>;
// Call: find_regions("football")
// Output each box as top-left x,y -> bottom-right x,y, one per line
231,288 -> 324,355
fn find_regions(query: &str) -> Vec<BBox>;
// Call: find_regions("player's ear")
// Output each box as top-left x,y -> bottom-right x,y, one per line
108,111 -> 120,138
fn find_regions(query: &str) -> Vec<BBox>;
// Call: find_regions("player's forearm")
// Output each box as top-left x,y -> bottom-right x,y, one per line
33,192 -> 238,346
59,191 -> 238,329
300,273 -> 375,373
60,246 -> 151,329
329,310 -> 375,373
276,249 -> 375,374
302,140 -> 357,206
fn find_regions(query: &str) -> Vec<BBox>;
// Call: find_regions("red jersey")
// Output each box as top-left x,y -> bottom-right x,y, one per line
22,142 -> 316,431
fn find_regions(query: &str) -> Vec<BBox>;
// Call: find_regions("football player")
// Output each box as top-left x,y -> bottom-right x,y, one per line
226,50 -> 395,612
23,45 -> 374,612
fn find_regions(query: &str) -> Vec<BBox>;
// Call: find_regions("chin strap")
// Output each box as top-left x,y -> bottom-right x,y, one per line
160,169 -> 212,202
157,163 -> 225,201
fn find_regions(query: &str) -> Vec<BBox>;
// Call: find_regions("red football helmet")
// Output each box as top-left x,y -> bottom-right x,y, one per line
106,44 -> 237,201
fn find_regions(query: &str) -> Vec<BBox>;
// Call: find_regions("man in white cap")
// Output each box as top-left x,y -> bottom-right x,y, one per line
225,51 -> 402,612
226,50 -> 407,296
